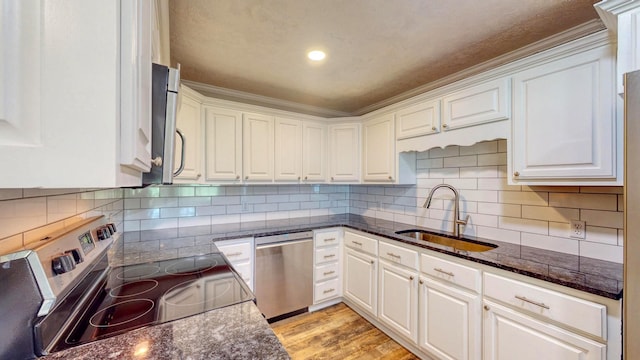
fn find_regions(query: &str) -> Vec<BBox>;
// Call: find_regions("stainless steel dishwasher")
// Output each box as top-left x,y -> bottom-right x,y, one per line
255,231 -> 314,321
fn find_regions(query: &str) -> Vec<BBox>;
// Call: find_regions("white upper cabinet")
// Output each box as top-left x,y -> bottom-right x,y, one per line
204,106 -> 243,182
174,88 -> 202,182
510,40 -> 617,184
243,113 -> 274,182
362,114 -> 396,182
0,0 -> 153,187
442,78 -> 510,131
302,121 -> 327,182
274,117 -> 303,181
396,100 -> 441,139
120,0 -> 153,173
328,123 -> 361,183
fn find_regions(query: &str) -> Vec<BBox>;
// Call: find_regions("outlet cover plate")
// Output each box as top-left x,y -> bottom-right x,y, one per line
570,220 -> 586,239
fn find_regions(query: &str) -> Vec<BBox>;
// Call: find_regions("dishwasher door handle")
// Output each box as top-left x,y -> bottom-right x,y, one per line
255,239 -> 312,250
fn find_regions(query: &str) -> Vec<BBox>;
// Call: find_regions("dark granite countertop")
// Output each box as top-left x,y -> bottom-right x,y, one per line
120,214 -> 623,300
42,301 -> 289,360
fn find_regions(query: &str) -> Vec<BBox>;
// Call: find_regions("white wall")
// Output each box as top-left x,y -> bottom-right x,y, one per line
350,140 -> 624,263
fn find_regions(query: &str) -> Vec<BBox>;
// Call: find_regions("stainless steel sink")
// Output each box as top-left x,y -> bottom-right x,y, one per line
395,229 -> 497,252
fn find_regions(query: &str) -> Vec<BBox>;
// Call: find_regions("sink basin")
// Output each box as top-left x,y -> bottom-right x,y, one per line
395,230 -> 497,252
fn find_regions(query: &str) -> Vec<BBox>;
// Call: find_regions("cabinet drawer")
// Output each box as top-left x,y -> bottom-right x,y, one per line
379,241 -> 418,270
315,278 -> 340,303
316,246 -> 340,265
315,230 -> 340,248
218,242 -> 252,263
315,262 -> 340,283
421,253 -> 481,293
484,273 -> 606,338
344,231 -> 378,256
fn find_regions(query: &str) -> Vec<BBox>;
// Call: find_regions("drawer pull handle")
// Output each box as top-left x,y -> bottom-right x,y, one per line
434,268 -> 455,277
324,238 -> 336,242
370,260 -> 375,264
226,252 -> 243,257
352,241 -> 363,246
323,288 -> 335,294
419,280 -> 424,285
323,270 -> 335,276
484,305 -> 490,311
409,276 -> 414,280
515,295 -> 550,310
324,254 -> 336,259
386,252 -> 401,259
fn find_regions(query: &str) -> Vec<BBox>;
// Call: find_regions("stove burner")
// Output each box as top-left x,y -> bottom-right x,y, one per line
89,299 -> 154,328
116,265 -> 161,280
109,280 -> 159,298
164,256 -> 219,275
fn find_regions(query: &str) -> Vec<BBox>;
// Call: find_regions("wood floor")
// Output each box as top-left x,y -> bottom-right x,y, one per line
271,303 -> 421,360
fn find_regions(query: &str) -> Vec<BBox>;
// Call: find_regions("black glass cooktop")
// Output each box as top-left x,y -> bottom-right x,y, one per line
43,253 -> 253,353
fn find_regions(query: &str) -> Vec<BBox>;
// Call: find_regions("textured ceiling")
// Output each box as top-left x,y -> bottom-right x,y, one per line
169,0 -> 601,116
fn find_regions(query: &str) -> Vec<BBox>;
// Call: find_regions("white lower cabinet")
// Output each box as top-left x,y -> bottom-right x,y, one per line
344,247 -> 377,316
378,260 -> 418,342
419,277 -> 481,360
313,228 -> 342,304
216,237 -> 254,291
483,300 -> 605,360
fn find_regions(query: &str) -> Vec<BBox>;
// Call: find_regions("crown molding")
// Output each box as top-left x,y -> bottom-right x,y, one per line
595,0 -> 640,31
181,80 -> 352,118
352,19 -> 606,116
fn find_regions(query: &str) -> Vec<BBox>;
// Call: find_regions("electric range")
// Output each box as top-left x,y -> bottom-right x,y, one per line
0,216 -> 253,359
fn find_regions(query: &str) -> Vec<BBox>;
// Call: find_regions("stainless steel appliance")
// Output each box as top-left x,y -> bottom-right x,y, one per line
624,69 -> 640,357
0,217 -> 253,358
255,231 -> 314,320
142,63 -> 184,185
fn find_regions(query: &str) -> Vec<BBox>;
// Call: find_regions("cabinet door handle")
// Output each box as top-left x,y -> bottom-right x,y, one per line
331,176 -> 334,181
386,252 -> 401,259
514,171 -> 520,177
442,123 -> 448,128
409,276 -> 414,281
419,280 -> 424,285
433,268 -> 455,277
236,175 -> 240,180
388,176 -> 393,181
245,176 -> 249,180
515,295 -> 550,310
323,288 -> 335,294
323,270 -> 335,276
370,260 -> 375,264
323,254 -> 336,259
197,173 -> 202,178
173,129 -> 186,177
484,305 -> 490,311
304,176 -> 308,180
298,176 -> 301,180
324,238 -> 336,242
431,126 -> 437,131
352,241 -> 363,246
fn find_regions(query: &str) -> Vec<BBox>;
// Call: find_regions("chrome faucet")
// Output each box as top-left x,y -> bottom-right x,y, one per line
423,184 -> 469,238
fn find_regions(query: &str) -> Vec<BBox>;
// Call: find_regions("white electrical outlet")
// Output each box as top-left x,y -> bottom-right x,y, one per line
570,220 -> 586,239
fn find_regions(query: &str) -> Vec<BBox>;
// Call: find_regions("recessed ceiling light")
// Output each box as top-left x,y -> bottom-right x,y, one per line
307,50 -> 326,61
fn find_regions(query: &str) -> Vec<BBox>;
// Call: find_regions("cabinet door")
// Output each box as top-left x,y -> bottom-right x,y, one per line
120,0 -> 153,172
419,277 -> 481,360
243,113 -> 274,182
362,114 -> 395,182
483,300 -> 605,360
511,45 -> 616,182
174,92 -> 201,181
204,106 -> 243,182
442,77 -> 510,130
344,248 -> 377,316
274,117 -> 302,181
378,260 -> 418,342
302,121 -> 327,182
328,123 -> 360,182
396,100 -> 441,139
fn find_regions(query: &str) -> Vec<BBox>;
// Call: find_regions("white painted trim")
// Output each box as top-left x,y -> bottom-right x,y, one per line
595,0 -> 640,31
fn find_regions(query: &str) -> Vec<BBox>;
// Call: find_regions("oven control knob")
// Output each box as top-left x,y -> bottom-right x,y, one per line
52,254 -> 76,275
96,227 -> 111,240
107,223 -> 117,234
65,248 -> 84,264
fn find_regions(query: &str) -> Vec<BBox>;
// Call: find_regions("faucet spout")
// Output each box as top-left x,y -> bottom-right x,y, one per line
423,184 -> 468,238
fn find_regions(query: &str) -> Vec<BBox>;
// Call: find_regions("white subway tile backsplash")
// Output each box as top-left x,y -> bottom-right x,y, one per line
429,146 -> 459,158
140,218 -> 178,230
141,197 -> 178,209
444,155 -> 477,168
499,191 -> 548,206
459,141 -> 498,155
521,233 -> 579,255
478,178 -> 521,191
498,139 -> 507,153
549,221 -> 571,238
585,226 -> 618,245
548,193 -> 617,211
178,197 -> 212,207
521,206 -> 578,223
476,225 -> 521,245
477,202 -> 521,217
178,216 -> 211,228
460,190 -> 498,203
47,194 -> 77,223
0,189 -> 23,201
195,186 -> 226,197
580,241 -> 623,263
460,166 -> 498,178
429,168 -> 460,179
0,234 -> 23,254
0,198 -> 47,239
477,153 -> 507,166
160,207 -> 195,218
499,217 -> 548,235
159,186 -> 195,197
581,209 -> 623,229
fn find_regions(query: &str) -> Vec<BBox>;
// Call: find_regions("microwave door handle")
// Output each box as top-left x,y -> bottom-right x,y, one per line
173,128 -> 186,177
